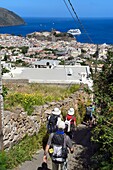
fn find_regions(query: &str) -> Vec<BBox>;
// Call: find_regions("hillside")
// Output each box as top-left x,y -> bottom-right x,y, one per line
0,7 -> 25,26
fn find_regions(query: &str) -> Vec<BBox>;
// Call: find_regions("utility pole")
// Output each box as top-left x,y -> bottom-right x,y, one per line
0,56 -> 3,150
95,44 -> 99,74
51,28 -> 56,42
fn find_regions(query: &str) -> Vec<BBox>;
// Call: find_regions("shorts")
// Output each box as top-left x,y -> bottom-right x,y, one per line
85,114 -> 92,121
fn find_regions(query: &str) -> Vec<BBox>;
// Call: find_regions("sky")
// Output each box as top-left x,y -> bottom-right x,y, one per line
0,0 -> 113,18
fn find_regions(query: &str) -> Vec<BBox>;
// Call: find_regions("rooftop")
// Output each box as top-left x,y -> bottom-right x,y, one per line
3,65 -> 91,85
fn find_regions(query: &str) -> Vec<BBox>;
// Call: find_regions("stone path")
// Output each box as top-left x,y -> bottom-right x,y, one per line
13,149 -> 52,170
13,124 -> 96,170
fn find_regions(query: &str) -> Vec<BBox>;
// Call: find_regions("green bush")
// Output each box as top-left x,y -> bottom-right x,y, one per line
0,151 -> 7,170
68,84 -> 80,93
92,50 -> 113,169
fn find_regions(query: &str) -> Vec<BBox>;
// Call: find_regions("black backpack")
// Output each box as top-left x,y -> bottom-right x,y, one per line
47,114 -> 58,133
49,133 -> 68,163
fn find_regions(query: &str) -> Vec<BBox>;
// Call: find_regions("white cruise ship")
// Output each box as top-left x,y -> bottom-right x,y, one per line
67,29 -> 81,36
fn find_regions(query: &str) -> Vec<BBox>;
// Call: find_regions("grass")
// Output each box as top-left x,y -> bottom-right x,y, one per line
1,125 -> 48,169
4,83 -> 80,95
4,83 -> 80,115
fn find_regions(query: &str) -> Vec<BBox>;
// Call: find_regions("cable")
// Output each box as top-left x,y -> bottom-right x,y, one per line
65,0 -> 94,44
68,0 -> 93,43
63,0 -> 77,23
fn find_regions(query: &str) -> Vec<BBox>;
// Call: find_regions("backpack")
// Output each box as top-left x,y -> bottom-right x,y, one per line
47,114 -> 58,133
65,118 -> 72,132
49,133 -> 68,163
65,116 -> 75,132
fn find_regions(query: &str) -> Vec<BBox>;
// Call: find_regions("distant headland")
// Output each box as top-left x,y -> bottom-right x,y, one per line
0,7 -> 25,27
27,30 -> 76,42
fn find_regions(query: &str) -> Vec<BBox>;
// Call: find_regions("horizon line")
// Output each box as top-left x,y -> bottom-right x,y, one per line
21,16 -> 113,19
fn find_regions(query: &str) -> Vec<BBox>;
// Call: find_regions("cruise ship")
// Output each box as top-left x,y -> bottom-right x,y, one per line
67,29 -> 81,36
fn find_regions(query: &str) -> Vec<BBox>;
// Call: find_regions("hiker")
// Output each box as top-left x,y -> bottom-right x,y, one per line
85,104 -> 94,127
91,102 -> 97,125
43,120 -> 74,170
47,107 -> 62,133
65,108 -> 76,140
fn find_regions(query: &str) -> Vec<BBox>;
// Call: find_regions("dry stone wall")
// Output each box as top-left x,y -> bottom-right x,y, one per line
3,91 -> 90,149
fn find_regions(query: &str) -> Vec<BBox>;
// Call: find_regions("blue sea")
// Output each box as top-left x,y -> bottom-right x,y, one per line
0,17 -> 113,45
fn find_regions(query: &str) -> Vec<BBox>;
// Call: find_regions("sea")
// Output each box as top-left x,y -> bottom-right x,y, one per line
0,17 -> 113,45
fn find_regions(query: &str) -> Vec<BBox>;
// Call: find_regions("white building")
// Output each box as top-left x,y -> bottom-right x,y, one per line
3,64 -> 93,89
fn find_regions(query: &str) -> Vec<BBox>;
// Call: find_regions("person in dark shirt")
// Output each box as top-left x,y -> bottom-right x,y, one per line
85,104 -> 94,127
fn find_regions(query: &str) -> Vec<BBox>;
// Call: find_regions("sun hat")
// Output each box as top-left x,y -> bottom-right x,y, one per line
68,108 -> 74,115
57,121 -> 65,129
52,107 -> 61,116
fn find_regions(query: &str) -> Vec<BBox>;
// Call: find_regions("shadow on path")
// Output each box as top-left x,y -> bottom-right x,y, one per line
70,124 -> 99,170
73,125 -> 92,147
37,162 -> 51,170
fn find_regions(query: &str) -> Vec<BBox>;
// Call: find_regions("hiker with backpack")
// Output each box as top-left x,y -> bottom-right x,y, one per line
84,104 -> 94,127
47,107 -> 62,134
43,120 -> 74,170
65,108 -> 76,140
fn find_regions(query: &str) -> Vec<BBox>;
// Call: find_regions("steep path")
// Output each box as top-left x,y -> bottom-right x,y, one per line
13,124 -> 96,170
69,124 -> 94,170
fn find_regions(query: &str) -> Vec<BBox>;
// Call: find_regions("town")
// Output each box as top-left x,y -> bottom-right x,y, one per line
0,30 -> 112,89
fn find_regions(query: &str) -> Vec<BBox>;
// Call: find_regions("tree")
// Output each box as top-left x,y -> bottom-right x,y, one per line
92,51 -> 113,169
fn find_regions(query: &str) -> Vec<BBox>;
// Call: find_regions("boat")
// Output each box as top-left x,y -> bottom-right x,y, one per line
67,29 -> 81,36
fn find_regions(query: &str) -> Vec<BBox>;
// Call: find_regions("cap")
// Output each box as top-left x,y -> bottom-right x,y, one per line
57,121 -> 65,129
52,107 -> 61,116
68,108 -> 74,115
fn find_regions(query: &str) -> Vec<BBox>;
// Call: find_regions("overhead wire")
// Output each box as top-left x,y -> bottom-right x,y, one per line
63,0 -> 76,74
63,0 -> 77,24
62,0 -> 95,87
63,0 -> 94,44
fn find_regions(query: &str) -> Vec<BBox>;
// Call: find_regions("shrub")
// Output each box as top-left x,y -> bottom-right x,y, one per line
0,151 -> 7,170
68,84 -> 80,93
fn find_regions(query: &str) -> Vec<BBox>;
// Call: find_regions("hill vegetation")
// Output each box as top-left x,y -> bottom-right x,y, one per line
0,7 -> 25,26
91,50 -> 113,169
3,83 -> 80,115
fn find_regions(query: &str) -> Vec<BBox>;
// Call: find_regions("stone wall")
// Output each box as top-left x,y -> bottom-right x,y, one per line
3,79 -> 29,84
3,91 -> 90,149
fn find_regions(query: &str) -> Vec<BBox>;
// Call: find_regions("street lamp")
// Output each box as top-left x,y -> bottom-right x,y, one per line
0,52 -> 3,150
